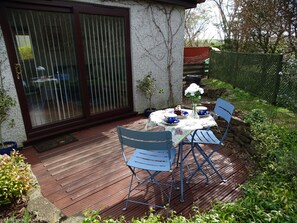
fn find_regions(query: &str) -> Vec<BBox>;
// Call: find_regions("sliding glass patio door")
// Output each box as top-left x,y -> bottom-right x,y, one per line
1,1 -> 132,141
8,9 -> 83,127
80,14 -> 129,114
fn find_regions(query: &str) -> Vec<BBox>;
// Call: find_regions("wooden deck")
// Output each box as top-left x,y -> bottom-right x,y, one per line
21,115 -> 249,220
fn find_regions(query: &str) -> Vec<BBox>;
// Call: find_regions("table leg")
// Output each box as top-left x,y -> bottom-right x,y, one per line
179,142 -> 184,202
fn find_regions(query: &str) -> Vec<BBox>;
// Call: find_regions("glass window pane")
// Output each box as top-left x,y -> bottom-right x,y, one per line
9,9 -> 83,127
80,14 -> 128,114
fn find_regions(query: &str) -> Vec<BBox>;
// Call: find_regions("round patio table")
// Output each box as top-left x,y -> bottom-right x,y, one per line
145,108 -> 217,202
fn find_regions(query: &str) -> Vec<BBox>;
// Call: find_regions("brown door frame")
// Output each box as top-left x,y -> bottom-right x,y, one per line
0,0 -> 134,144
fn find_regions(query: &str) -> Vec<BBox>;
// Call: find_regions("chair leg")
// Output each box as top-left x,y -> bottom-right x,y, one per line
123,170 -> 135,211
167,171 -> 175,207
196,145 -> 225,182
123,168 -> 176,211
187,145 -> 209,184
164,171 -> 175,208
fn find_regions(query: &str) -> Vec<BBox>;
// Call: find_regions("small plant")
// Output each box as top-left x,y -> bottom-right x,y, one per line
83,209 -> 101,223
244,108 -> 268,124
0,151 -> 35,205
3,209 -> 32,223
136,72 -> 163,111
83,209 -> 126,223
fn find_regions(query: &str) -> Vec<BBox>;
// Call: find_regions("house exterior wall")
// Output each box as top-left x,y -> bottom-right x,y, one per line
0,0 -> 185,146
0,29 -> 27,147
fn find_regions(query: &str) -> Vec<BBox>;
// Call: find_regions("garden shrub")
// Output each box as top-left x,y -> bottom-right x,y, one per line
244,108 -> 268,124
277,59 -> 297,113
0,151 -> 35,205
246,109 -> 297,176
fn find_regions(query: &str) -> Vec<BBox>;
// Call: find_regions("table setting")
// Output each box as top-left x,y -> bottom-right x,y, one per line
145,105 -> 217,147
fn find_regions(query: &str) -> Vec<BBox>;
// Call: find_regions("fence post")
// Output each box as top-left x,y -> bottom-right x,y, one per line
272,54 -> 283,105
208,50 -> 214,79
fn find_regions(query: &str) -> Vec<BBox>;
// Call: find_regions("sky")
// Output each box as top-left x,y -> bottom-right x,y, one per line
195,0 -> 223,40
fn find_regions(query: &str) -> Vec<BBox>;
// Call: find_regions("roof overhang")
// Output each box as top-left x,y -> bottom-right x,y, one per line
154,0 -> 206,9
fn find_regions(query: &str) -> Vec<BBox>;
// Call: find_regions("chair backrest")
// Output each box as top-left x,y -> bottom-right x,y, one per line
117,126 -> 173,161
213,98 -> 234,141
214,98 -> 234,124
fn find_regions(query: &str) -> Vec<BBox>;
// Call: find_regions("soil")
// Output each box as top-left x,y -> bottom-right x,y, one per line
0,199 -> 45,222
0,199 -> 27,220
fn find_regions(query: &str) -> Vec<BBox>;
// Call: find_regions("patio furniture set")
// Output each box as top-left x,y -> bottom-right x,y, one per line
117,98 -> 234,210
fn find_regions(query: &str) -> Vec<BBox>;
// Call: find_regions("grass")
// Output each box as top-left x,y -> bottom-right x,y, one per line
202,78 -> 297,128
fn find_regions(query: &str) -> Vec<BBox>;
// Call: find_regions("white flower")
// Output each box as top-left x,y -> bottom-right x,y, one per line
184,83 -> 204,103
185,83 -> 204,96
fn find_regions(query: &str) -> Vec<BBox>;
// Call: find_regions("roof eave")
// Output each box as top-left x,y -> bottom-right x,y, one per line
154,0 -> 206,9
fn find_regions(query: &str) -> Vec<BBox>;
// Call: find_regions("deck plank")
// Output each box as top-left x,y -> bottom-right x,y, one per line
21,115 -> 250,221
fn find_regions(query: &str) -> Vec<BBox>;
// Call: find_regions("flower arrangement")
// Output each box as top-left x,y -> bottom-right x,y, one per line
184,83 -> 204,104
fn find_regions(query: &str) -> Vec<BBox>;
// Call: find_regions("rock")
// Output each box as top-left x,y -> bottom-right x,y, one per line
238,134 -> 252,144
231,116 -> 249,126
27,194 -> 64,223
27,171 -> 84,223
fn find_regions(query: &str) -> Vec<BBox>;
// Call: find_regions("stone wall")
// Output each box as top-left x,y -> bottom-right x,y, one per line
215,116 -> 253,153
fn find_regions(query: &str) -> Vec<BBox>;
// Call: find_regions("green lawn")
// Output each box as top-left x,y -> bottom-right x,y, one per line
202,78 -> 297,128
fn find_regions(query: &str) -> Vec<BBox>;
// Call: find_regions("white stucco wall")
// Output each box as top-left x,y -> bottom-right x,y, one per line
0,29 -> 27,147
0,0 -> 185,145
130,2 -> 184,111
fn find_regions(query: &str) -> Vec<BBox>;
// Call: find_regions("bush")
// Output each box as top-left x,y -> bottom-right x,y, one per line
277,59 -> 297,113
246,109 -> 297,176
244,109 -> 268,124
0,151 -> 35,205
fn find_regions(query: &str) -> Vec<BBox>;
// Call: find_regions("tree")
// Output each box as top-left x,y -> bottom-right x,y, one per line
208,0 -> 296,55
210,0 -> 241,51
285,0 -> 297,58
238,0 -> 288,53
184,7 -> 212,46
211,0 -> 297,56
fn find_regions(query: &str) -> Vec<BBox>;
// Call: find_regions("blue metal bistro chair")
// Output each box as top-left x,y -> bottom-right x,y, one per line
183,98 -> 234,184
117,126 -> 176,211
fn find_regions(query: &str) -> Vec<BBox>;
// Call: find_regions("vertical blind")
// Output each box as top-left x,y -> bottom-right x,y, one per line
80,14 -> 128,114
9,9 -> 82,127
